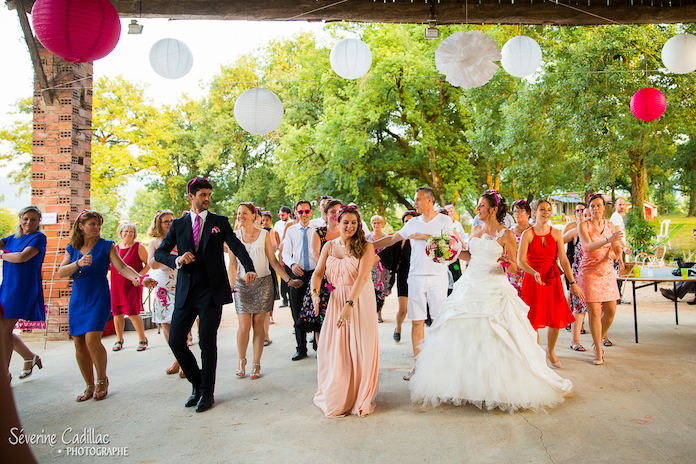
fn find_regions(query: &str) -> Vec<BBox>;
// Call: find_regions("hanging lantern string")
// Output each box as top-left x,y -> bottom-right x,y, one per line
550,1 -> 621,25
285,0 -> 351,20
36,69 -> 667,93
38,75 -> 93,92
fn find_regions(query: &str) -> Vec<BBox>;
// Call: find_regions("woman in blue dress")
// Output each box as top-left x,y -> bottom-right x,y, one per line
58,210 -> 157,402
0,206 -> 47,382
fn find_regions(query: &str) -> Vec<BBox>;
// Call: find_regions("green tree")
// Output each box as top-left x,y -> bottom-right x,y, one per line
0,207 -> 16,236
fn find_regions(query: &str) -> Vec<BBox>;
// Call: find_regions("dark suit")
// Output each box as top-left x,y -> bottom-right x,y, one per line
155,211 -> 255,396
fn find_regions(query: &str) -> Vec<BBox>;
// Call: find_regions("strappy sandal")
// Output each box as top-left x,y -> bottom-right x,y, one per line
250,363 -> 261,380
166,360 -> 180,375
263,339 -> 273,346
77,384 -> 95,402
236,358 -> 246,378
137,339 -> 148,351
112,341 -> 123,351
570,342 -> 586,352
580,327 -> 587,335
94,378 -> 109,400
403,369 -> 416,381
592,344 -> 605,365
19,355 -> 43,379
602,338 -> 613,347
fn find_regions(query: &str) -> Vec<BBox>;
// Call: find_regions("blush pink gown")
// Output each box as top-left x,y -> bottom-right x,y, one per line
313,247 -> 380,418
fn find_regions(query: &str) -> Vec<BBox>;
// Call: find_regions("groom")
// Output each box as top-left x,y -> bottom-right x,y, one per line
155,177 -> 256,412
372,186 -> 454,380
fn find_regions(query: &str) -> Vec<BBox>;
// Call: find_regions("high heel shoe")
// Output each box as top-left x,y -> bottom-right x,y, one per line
546,349 -> 561,369
236,358 -> 246,378
19,355 -> 42,379
250,363 -> 261,380
592,344 -> 604,365
94,377 -> 109,400
76,384 -> 95,402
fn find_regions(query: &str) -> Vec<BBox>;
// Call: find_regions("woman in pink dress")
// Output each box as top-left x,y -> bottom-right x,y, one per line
310,205 -> 379,418
577,194 -> 625,365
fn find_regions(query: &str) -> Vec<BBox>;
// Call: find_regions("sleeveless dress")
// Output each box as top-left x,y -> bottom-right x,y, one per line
410,229 -> 572,413
109,243 -> 144,316
298,227 -> 330,332
67,238 -> 114,336
521,229 -> 575,329
0,232 -> 47,321
314,241 -> 380,418
506,228 -> 526,296
150,245 -> 177,324
569,238 -> 587,314
234,228 -> 274,314
577,220 -> 620,303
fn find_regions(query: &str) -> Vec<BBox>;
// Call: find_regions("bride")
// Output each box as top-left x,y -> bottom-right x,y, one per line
409,190 -> 572,412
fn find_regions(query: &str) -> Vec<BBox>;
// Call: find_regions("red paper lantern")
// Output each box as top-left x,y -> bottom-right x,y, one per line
32,0 -> 121,63
630,87 -> 666,122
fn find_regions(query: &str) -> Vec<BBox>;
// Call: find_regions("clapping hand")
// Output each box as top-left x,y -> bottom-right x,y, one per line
607,230 -> 623,244
77,254 -> 92,267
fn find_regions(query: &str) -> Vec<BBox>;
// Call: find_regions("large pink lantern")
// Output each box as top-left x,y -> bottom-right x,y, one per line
630,87 -> 666,122
32,0 -> 121,62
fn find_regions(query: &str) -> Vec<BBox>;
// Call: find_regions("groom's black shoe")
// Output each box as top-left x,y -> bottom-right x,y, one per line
185,388 -> 201,408
195,394 -> 214,413
292,351 -> 307,361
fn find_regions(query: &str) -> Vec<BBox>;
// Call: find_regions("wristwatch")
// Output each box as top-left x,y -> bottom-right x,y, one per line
345,300 -> 354,307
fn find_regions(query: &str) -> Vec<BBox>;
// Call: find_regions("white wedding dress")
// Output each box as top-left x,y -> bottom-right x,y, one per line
409,229 -> 572,412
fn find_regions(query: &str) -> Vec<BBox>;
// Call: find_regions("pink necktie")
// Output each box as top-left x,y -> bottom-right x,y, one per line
193,214 -> 201,251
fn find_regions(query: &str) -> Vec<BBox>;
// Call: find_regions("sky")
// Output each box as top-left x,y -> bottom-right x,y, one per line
0,6 -> 327,211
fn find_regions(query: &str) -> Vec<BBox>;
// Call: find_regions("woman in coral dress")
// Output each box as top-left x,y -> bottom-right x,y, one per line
577,194 -> 624,365
518,199 -> 583,369
310,205 -> 379,418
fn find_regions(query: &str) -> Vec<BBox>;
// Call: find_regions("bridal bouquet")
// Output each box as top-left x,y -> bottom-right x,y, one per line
425,233 -> 462,265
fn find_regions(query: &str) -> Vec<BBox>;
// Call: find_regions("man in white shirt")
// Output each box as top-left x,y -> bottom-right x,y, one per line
610,197 -> 631,304
373,187 -> 454,380
309,196 -> 331,228
281,200 -> 317,361
274,206 -> 293,307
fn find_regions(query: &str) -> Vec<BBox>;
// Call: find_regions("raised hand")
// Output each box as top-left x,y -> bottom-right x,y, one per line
78,254 -> 92,267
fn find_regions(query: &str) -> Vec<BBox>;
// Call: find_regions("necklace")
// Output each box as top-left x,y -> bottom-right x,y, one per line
338,238 -> 347,247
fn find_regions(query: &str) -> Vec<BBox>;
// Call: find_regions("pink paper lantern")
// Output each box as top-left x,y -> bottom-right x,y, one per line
32,0 -> 121,63
630,87 -> 666,122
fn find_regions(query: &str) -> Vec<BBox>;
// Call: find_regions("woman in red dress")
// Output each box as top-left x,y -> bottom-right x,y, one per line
110,222 -> 150,352
518,199 -> 584,369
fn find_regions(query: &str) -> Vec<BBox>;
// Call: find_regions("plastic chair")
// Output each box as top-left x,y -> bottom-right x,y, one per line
656,219 -> 671,248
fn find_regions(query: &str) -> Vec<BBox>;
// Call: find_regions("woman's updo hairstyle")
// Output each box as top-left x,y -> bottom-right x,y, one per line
481,189 -> 508,224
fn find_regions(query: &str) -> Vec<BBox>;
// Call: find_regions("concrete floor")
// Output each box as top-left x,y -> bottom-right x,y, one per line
9,283 -> 696,464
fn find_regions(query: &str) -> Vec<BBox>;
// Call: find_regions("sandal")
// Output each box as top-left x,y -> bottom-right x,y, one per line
178,367 -> 186,378
377,318 -> 384,323
112,341 -> 123,351
94,377 -> 109,400
403,369 -> 416,381
580,327 -> 587,335
592,344 -> 605,365
236,358 -> 247,378
76,384 -> 95,402
263,339 -> 273,346
565,324 -> 571,331
137,339 -> 148,351
570,342 -> 586,352
602,338 -> 613,347
250,363 -> 261,380
19,355 -> 43,379
166,360 -> 180,375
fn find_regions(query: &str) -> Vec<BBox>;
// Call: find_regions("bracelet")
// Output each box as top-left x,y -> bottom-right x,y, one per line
604,237 -> 608,243
311,288 -> 319,295
345,300 -> 354,307
569,281 -> 576,286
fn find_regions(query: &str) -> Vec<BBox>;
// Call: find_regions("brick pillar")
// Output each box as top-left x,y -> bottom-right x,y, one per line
29,45 -> 93,341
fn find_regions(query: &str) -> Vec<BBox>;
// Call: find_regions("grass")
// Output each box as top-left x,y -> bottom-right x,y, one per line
650,214 -> 696,254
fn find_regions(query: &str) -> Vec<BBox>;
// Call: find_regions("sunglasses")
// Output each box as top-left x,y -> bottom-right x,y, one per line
575,208 -> 585,212
296,210 -> 312,215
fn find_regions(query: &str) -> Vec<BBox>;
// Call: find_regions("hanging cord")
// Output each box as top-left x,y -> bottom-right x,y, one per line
550,0 -> 621,25
285,0 -> 351,20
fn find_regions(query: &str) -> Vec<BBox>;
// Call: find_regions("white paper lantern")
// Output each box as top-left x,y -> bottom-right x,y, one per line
330,38 -> 372,80
501,36 -> 543,78
435,31 -> 501,89
149,38 -> 193,80
234,88 -> 284,135
662,34 -> 696,74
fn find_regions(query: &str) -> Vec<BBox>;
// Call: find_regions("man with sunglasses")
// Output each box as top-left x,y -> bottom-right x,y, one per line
281,200 -> 317,360
155,177 -> 256,412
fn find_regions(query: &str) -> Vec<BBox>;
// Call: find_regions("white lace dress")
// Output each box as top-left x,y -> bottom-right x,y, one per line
409,229 -> 572,412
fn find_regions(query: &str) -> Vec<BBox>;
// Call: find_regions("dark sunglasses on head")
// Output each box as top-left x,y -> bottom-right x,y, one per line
296,210 -> 312,215
575,208 -> 585,212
